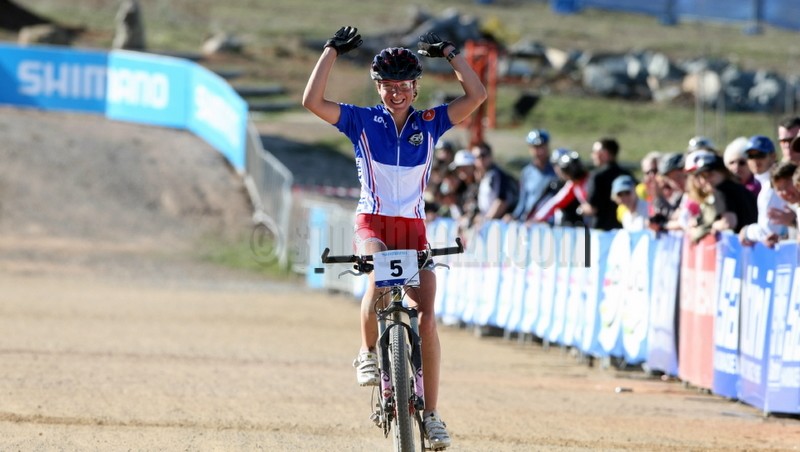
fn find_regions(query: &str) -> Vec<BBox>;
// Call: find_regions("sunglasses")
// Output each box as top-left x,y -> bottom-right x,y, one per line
645,169 -> 658,176
746,152 -> 768,160
378,80 -> 414,92
779,137 -> 795,143
475,153 -> 491,159
616,190 -> 632,196
727,159 -> 747,166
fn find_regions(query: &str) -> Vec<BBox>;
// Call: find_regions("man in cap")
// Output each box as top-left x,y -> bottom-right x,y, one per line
448,149 -> 479,231
611,174 -> 649,231
510,128 -> 557,222
739,135 -> 795,247
649,152 -> 686,232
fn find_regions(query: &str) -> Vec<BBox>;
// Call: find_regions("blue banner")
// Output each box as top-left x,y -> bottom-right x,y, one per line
534,227 -> 558,338
563,226 -> 588,347
621,231 -> 652,363
521,224 -> 547,333
106,51 -> 191,128
765,242 -> 800,414
187,67 -> 248,170
505,224 -> 531,333
0,43 -> 107,113
646,232 -> 681,375
713,233 -> 743,399
580,230 -> 612,356
475,221 -> 505,327
738,244 -> 777,410
597,229 -> 629,357
547,227 -> 573,345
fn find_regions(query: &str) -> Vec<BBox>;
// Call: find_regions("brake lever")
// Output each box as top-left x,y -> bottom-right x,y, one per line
338,269 -> 364,278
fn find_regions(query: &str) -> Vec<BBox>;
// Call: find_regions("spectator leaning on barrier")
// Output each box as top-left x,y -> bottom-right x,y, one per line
531,149 -> 589,226
777,116 -> 800,163
611,174 -> 649,231
472,141 -> 518,226
769,161 -> 800,242
510,129 -> 557,222
689,153 -> 758,243
650,152 -> 685,232
739,135 -> 793,247
581,137 -> 633,230
723,136 -> 761,198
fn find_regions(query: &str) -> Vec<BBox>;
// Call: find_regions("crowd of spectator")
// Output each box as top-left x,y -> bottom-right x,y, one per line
425,115 -> 800,248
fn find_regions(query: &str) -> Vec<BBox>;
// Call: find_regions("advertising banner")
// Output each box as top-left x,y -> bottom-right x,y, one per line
534,226 -> 557,339
597,229 -> 629,357
712,233 -> 743,398
521,224 -> 547,334
765,242 -> 800,414
505,223 -> 531,333
106,51 -> 191,128
646,232 -> 682,375
475,221 -> 504,327
547,227 -> 573,345
621,231 -> 652,364
678,234 -> 716,389
496,221 -> 520,329
0,43 -> 107,113
188,67 -> 248,170
579,229 -> 612,356
738,243 -> 777,410
563,226 -> 588,347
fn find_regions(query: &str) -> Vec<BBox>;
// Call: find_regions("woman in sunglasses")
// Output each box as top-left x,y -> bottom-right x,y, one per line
302,26 -> 486,449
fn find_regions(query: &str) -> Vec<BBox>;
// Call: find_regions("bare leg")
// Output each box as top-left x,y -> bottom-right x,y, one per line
359,240 -> 387,352
405,269 -> 439,412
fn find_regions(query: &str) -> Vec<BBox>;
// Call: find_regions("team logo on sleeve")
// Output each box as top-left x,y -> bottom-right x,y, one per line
422,109 -> 435,121
408,132 -> 424,146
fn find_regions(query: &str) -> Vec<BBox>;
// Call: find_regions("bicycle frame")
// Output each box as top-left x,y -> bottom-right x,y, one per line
318,238 -> 463,451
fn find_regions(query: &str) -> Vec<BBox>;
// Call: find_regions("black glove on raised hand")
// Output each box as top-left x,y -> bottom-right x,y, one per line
417,32 -> 455,58
324,26 -> 362,56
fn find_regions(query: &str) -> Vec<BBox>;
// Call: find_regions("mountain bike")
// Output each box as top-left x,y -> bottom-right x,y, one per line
318,238 -> 464,452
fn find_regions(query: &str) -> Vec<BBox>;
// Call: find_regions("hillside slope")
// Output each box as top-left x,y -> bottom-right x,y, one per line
0,106 -> 252,277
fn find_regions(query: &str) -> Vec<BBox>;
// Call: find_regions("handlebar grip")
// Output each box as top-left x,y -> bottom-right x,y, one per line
321,248 -> 366,264
430,237 -> 464,256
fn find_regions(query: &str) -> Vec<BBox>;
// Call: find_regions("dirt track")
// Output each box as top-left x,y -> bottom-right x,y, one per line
2,107 -> 800,451
2,270 -> 800,451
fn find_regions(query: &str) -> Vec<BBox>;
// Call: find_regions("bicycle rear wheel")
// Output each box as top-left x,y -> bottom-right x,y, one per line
390,321 -> 415,452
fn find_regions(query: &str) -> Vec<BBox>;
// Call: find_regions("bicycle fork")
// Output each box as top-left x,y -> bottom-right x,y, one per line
377,287 -> 425,418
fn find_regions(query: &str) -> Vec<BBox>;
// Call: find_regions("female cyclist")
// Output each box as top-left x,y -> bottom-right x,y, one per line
302,26 -> 487,449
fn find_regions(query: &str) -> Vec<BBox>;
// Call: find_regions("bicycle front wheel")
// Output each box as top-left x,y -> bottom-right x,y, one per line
390,321 -> 415,452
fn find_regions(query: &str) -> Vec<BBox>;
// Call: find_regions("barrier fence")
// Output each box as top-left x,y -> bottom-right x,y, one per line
0,43 -> 292,266
306,206 -> 800,415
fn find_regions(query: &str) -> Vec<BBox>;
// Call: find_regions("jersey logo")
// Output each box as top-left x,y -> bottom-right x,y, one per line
422,109 -> 435,121
373,115 -> 388,128
408,132 -> 424,146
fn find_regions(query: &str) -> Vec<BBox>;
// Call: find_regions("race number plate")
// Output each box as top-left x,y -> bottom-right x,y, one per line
373,250 -> 420,287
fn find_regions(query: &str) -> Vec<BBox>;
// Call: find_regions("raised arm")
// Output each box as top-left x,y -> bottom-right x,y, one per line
302,26 -> 362,125
417,33 -> 487,125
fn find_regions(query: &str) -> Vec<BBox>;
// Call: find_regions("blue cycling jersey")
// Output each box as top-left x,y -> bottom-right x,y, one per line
335,103 -> 453,219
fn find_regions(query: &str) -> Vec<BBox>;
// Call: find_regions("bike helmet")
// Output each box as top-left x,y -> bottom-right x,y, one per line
526,129 -> 550,146
370,47 -> 423,81
555,149 -> 585,179
549,147 -> 571,165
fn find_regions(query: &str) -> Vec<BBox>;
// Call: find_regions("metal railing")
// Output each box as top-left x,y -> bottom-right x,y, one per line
244,120 -> 294,268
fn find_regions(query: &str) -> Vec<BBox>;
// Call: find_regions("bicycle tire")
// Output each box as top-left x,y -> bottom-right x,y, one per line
390,320 -> 415,452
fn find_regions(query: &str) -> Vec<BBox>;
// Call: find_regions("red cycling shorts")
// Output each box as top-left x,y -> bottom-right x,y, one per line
354,214 -> 428,253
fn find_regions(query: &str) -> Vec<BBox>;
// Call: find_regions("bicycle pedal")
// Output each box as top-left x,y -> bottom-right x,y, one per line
369,411 -> 383,428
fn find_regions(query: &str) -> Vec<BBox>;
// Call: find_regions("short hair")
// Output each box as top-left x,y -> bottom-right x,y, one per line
792,164 -> 800,187
598,138 -> 620,157
778,116 -> 800,130
473,141 -> 492,156
771,161 -> 798,184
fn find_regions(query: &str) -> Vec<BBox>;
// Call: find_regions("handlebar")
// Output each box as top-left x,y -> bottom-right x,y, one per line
317,237 -> 464,273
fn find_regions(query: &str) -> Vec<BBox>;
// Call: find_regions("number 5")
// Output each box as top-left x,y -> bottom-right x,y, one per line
390,259 -> 403,277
